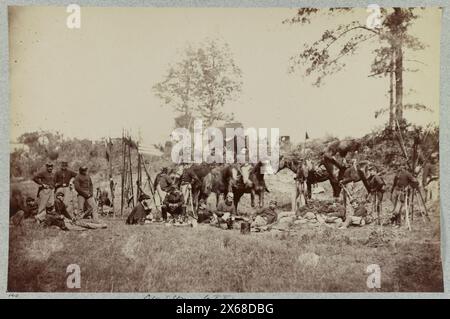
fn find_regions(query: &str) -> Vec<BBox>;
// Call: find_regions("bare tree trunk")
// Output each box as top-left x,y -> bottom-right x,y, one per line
394,43 -> 403,122
389,50 -> 395,129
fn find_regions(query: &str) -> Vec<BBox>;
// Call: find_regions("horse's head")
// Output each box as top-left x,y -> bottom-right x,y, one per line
240,163 -> 254,186
276,155 -> 287,173
229,164 -> 242,187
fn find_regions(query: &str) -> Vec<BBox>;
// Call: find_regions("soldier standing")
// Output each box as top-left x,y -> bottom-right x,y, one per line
33,162 -> 56,223
73,166 -> 99,220
422,152 -> 439,202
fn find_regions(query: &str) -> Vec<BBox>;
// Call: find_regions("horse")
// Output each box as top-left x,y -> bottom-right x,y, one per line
277,155 -> 330,199
321,155 -> 371,198
201,164 -> 242,208
232,161 -> 269,211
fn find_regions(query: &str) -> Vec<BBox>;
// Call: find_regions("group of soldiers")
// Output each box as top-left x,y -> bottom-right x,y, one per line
126,164 -> 279,230
10,161 -> 101,230
340,152 -> 438,228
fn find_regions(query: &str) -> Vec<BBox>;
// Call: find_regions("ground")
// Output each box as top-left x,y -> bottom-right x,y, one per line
8,170 -> 443,292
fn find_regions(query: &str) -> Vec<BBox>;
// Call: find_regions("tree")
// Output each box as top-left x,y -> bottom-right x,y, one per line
153,39 -> 242,128
194,40 -> 242,126
153,45 -> 198,129
286,7 -> 429,128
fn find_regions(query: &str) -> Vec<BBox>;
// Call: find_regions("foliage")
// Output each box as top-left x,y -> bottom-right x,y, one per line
153,39 -> 242,127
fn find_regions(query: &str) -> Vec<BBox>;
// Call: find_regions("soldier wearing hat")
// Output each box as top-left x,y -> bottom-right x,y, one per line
54,161 -> 78,215
251,199 -> 278,228
422,152 -> 439,202
33,162 -> 56,223
126,193 -> 152,225
73,166 -> 99,220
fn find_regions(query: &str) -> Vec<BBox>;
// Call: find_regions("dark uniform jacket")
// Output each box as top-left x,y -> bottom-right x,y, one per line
216,201 -> 235,216
367,174 -> 385,193
126,202 -> 148,225
256,207 -> 277,224
163,190 -> 184,212
157,174 -> 173,192
180,169 -> 200,186
55,169 -> 77,189
74,174 -> 94,198
33,170 -> 55,189
54,198 -> 74,220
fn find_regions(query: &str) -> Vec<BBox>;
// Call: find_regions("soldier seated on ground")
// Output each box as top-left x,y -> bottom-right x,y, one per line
251,200 -> 278,229
23,197 -> 39,219
161,185 -> 185,223
42,201 -> 69,231
212,192 -> 236,229
54,191 -> 76,221
98,190 -> 113,216
197,199 -> 213,223
10,195 -> 39,226
126,194 -> 152,225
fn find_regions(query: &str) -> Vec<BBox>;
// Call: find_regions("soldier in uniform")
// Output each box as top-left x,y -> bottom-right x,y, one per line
33,162 -> 56,223
161,185 -> 185,223
126,194 -> 152,225
73,166 -> 99,220
213,192 -> 236,229
54,161 -> 78,215
155,167 -> 173,207
251,199 -> 278,228
366,165 -> 386,224
42,201 -> 69,231
390,167 -> 419,227
422,152 -> 439,202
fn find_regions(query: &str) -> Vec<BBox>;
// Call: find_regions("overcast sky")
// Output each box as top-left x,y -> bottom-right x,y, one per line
9,7 -> 441,146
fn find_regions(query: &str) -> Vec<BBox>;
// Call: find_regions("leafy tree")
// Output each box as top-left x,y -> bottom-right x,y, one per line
286,7 -> 430,128
154,39 -> 242,128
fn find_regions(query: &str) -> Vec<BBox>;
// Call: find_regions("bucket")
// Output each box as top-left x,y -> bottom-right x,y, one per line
240,222 -> 250,234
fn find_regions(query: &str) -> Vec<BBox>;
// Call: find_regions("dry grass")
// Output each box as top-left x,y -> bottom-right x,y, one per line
8,170 -> 443,292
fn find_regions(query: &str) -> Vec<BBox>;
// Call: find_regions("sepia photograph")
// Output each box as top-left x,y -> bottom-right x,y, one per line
7,5 -> 443,293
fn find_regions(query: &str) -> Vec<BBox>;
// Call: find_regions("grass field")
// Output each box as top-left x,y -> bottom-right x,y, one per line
8,170 -> 444,292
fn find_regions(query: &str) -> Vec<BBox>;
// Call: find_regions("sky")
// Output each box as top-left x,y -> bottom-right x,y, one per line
9,7 -> 441,146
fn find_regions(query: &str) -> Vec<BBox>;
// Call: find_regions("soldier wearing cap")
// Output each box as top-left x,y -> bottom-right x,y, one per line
73,166 -> 99,220
126,193 -> 152,225
54,191 -> 76,221
251,199 -> 278,228
366,164 -> 385,224
213,192 -> 236,229
422,152 -> 439,202
390,166 -> 419,227
161,185 -> 185,222
54,161 -> 78,215
154,166 -> 173,208
42,201 -> 69,230
33,162 -> 56,223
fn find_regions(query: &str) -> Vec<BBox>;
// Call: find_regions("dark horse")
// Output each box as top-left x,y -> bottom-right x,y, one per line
276,156 -> 329,200
232,161 -> 269,211
201,164 -> 242,208
321,155 -> 371,198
